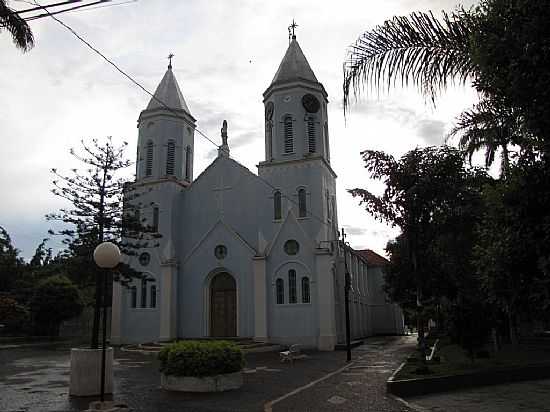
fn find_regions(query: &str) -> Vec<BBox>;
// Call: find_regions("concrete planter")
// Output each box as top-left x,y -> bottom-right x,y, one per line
161,371 -> 243,392
70,347 -> 114,396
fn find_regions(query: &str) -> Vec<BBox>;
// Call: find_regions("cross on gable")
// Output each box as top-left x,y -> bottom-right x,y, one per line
212,173 -> 232,216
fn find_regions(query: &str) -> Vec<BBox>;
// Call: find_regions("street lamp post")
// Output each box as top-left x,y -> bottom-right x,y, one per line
93,242 -> 121,404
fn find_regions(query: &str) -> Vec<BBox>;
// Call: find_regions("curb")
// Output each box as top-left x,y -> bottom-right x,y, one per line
387,361 -> 550,397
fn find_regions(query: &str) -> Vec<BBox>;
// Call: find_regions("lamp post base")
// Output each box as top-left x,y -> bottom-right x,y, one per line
69,347 -> 114,397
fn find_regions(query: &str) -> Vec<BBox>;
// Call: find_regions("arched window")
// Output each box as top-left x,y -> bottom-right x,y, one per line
266,122 -> 273,160
145,140 -> 154,176
166,140 -> 175,175
288,270 -> 297,303
153,206 -> 159,232
185,145 -> 192,180
302,277 -> 310,303
276,279 -> 284,304
326,190 -> 331,222
307,117 -> 316,153
136,147 -> 140,177
140,278 -> 147,308
298,188 -> 307,218
324,122 -> 330,161
284,116 -> 293,153
274,191 -> 282,220
150,284 -> 157,308
130,286 -> 137,308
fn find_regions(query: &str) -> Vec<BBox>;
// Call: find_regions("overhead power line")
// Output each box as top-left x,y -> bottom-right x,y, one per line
24,1 -> 113,21
32,1 -> 338,233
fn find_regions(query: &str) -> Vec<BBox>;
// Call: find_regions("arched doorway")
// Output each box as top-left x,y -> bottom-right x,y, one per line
210,272 -> 237,337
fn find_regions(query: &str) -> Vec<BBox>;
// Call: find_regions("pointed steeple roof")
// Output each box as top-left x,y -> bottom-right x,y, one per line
270,37 -> 318,86
146,66 -> 191,113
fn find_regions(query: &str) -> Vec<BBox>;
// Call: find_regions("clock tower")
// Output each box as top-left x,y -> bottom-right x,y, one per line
258,31 -> 337,242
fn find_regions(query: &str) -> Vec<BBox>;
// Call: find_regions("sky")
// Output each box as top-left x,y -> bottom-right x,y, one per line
0,0 -> 479,260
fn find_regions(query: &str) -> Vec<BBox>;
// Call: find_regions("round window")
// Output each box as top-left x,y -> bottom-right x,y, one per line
214,245 -> 228,260
138,252 -> 150,266
284,240 -> 300,255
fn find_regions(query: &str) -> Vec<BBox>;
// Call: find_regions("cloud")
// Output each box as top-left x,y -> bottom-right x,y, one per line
416,119 -> 446,145
343,226 -> 368,236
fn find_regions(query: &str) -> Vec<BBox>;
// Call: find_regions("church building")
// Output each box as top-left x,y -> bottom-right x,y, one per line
110,31 -> 404,350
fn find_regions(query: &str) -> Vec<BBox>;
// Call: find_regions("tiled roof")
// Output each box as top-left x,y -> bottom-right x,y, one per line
356,249 -> 389,267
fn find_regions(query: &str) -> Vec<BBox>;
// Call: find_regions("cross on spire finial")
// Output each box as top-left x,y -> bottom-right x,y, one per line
288,19 -> 298,41
168,53 -> 174,69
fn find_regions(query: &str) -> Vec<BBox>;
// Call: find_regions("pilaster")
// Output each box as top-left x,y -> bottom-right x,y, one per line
252,256 -> 268,342
110,280 -> 122,344
159,260 -> 178,341
316,251 -> 337,350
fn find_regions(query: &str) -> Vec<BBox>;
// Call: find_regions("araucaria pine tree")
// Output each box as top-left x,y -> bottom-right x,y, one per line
47,137 -> 157,349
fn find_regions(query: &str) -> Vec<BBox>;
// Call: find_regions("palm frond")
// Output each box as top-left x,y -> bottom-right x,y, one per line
0,0 -> 34,52
450,98 -> 529,174
343,9 -> 476,112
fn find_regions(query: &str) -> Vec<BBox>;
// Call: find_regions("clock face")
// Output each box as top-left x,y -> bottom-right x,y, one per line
302,94 -> 320,113
283,96 -> 291,103
265,101 -> 274,121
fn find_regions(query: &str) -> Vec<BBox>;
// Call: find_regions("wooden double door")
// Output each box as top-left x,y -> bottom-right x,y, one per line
210,272 -> 237,337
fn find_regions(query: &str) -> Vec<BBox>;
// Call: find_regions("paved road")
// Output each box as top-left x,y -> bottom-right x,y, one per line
0,336 -> 416,412
405,379 -> 550,412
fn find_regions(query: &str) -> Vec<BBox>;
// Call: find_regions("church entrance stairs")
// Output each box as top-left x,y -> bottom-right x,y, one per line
120,338 -> 283,355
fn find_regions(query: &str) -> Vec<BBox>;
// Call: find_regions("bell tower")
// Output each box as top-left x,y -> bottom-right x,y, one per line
259,26 -> 337,242
136,58 -> 196,184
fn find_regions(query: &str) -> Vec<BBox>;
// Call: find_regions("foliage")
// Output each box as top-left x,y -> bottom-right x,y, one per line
158,340 -> 245,378
0,295 -> 29,333
0,0 -> 34,52
0,226 -> 24,292
29,275 -> 83,336
351,146 -> 490,349
343,0 -> 550,167
474,158 -> 550,343
471,0 -> 550,150
343,9 -> 475,109
47,137 -> 158,348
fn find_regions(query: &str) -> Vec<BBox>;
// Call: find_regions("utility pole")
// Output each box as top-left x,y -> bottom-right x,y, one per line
341,228 -> 352,362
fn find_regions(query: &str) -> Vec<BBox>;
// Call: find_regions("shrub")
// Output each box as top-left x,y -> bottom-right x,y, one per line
29,275 -> 83,336
0,296 -> 29,334
158,340 -> 245,377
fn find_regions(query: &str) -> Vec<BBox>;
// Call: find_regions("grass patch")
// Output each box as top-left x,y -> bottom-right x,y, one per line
396,337 -> 550,380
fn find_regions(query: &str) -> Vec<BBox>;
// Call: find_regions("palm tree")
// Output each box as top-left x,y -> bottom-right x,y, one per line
0,0 -> 34,52
343,10 -> 476,111
449,98 -> 532,176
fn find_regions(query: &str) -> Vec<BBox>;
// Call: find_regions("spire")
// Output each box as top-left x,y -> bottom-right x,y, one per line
270,32 -> 318,87
145,62 -> 191,113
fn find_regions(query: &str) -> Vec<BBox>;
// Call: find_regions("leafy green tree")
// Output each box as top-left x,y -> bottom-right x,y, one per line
0,226 -> 24,292
350,146 -> 489,352
471,0 -> 550,153
29,275 -> 83,336
475,158 -> 550,344
0,0 -> 34,52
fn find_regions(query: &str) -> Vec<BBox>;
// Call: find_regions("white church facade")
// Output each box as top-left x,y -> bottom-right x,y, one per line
110,33 -> 404,350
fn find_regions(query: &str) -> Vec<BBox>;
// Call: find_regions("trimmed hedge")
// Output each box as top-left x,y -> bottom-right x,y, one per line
159,340 -> 245,377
